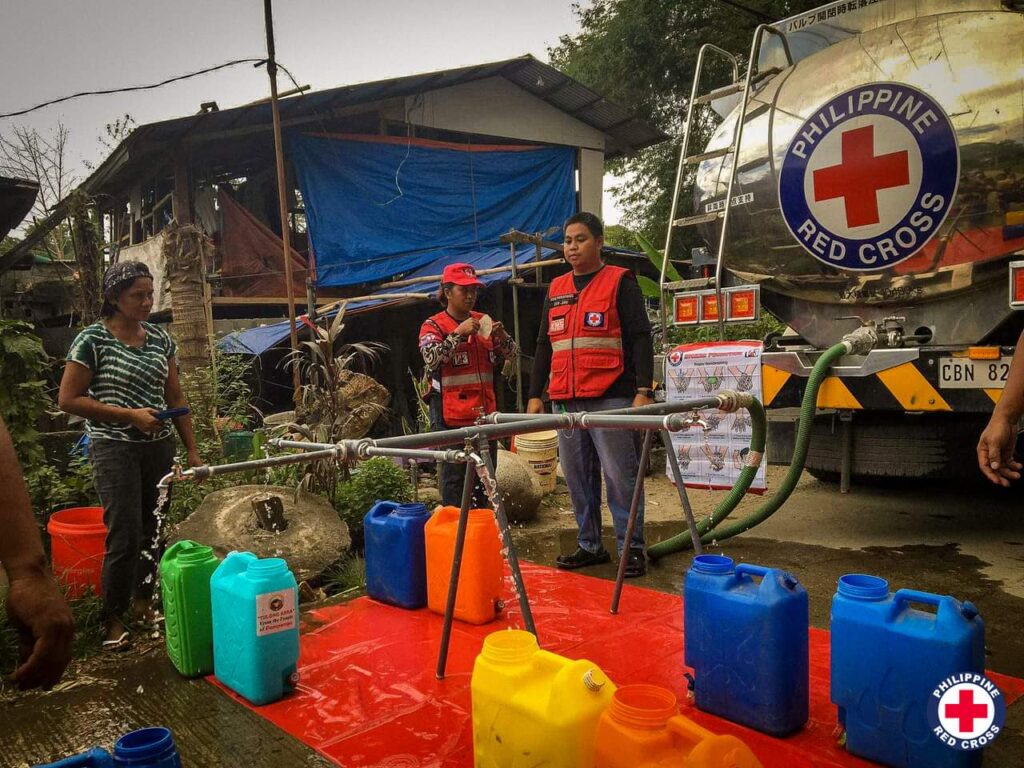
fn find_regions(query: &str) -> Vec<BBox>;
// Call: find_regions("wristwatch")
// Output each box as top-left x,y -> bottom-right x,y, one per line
636,387 -> 654,397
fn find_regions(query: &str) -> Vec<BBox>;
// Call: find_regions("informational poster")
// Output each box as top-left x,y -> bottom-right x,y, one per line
664,341 -> 767,492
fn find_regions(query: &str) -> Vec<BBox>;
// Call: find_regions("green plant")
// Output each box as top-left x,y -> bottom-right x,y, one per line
169,352 -> 255,526
25,456 -> 98,525
283,304 -> 389,501
321,554 -> 366,596
334,457 -> 412,551
666,310 -> 786,346
0,320 -> 52,469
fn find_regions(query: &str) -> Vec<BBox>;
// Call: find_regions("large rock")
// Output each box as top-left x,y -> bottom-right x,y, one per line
495,449 -> 542,523
171,485 -> 349,582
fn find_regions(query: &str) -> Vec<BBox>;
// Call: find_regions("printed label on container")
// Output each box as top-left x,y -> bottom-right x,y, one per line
256,589 -> 296,637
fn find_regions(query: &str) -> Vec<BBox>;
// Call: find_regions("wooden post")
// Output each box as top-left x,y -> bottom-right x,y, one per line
264,0 -> 302,406
172,155 -> 192,226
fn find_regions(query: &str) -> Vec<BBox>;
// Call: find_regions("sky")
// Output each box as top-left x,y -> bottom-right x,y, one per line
0,0 -> 624,224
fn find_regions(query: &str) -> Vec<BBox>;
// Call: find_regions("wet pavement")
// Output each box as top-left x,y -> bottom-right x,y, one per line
2,653 -> 333,767
4,468 -> 1024,766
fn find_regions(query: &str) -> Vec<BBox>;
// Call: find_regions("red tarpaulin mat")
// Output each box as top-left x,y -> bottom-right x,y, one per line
210,563 -> 1024,767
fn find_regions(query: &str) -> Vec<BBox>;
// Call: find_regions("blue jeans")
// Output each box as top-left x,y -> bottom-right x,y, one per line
555,396 -> 644,555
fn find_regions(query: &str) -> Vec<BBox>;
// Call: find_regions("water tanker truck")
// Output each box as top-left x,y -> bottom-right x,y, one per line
666,0 -> 1024,483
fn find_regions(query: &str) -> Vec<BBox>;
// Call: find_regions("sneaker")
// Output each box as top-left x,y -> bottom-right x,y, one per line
555,546 -> 611,570
623,548 -> 647,578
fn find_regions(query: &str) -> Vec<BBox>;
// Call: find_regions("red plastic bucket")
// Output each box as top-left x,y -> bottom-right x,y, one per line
47,506 -> 107,599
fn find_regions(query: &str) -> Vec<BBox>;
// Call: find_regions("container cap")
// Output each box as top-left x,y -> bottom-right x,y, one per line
395,503 -> 429,517
690,554 -> 734,575
837,573 -> 889,601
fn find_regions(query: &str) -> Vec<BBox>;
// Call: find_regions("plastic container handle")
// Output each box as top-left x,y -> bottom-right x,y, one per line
893,589 -> 946,609
734,564 -> 770,580
38,748 -> 114,768
369,500 -> 399,519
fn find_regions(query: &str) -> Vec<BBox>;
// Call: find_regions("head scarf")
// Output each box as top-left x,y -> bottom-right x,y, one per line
101,260 -> 153,316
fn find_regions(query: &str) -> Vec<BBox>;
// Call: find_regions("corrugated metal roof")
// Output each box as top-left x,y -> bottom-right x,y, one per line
81,54 -> 666,197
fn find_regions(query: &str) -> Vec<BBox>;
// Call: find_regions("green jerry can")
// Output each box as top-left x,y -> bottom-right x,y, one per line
160,540 -> 221,677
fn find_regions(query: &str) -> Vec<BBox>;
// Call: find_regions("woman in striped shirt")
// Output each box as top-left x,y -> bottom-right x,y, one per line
58,261 -> 201,651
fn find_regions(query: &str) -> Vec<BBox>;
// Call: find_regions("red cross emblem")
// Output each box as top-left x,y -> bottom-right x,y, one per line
944,688 -> 989,734
812,125 -> 910,229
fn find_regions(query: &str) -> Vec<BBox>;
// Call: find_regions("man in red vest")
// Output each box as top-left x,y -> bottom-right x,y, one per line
420,263 -> 518,506
527,212 -> 654,577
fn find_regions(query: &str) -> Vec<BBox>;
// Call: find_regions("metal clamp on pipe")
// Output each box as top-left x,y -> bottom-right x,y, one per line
716,390 -> 755,413
841,324 -> 879,355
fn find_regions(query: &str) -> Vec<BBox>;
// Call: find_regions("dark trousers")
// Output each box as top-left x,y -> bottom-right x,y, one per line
91,436 -> 176,618
428,395 -> 497,508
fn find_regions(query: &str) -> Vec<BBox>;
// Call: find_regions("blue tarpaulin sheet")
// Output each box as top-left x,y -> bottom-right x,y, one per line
290,133 -> 575,287
218,244 -> 544,355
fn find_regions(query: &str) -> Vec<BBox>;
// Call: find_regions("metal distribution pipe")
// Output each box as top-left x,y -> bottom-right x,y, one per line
269,438 -> 472,465
160,447 -> 343,488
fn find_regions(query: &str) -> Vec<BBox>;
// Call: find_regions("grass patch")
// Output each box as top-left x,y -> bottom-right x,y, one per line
320,554 -> 365,597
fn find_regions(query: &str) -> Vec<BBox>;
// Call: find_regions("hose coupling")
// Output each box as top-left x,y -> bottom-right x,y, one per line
716,390 -> 754,413
840,325 -> 879,356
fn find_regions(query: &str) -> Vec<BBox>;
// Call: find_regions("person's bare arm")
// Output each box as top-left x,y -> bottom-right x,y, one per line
0,417 -> 74,689
58,360 -> 162,434
978,330 -> 1024,486
164,357 -> 201,467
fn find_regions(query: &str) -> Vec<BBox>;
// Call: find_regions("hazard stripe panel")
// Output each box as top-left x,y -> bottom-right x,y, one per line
762,357 -> 996,413
762,365 -> 791,407
876,363 -> 951,412
815,377 -> 862,409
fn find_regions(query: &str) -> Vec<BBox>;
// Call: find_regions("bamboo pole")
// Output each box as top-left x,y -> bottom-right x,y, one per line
264,0 -> 301,405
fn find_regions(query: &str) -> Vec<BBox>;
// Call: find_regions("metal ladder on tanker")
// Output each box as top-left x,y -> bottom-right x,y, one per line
658,24 -> 792,341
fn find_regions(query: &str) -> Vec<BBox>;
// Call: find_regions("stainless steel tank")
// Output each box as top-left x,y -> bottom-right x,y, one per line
695,0 -> 1024,347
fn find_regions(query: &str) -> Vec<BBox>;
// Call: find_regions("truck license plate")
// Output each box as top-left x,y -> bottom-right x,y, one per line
938,357 -> 1011,389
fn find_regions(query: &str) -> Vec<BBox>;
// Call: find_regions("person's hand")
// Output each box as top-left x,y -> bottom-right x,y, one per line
526,397 -> 546,415
978,414 -> 1022,487
6,569 -> 74,690
491,321 -> 508,341
186,448 -> 203,468
454,317 -> 480,337
633,393 -> 655,408
129,408 -> 162,434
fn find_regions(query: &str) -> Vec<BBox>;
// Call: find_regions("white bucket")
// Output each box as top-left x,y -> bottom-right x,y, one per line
515,430 -> 559,494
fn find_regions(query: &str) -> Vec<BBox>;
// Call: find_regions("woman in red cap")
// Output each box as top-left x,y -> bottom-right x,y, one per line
419,262 -> 518,506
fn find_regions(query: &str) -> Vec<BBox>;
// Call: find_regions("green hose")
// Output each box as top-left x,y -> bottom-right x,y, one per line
647,340 -> 850,560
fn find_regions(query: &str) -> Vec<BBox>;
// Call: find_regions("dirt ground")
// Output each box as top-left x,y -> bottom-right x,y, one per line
4,458 -> 1024,766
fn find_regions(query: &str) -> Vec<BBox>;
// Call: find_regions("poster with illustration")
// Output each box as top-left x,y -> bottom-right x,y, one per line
663,341 -> 767,492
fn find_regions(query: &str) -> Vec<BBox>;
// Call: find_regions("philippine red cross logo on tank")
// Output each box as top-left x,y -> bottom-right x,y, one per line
584,311 -> 605,328
779,82 -> 959,271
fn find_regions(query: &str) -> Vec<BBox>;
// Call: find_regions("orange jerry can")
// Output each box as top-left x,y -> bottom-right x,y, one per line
425,506 -> 503,625
594,684 -> 763,768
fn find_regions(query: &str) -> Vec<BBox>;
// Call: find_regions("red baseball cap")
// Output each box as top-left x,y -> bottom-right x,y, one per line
442,262 -> 484,287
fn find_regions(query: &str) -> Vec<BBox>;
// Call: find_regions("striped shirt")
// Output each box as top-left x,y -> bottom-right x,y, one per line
66,321 -> 176,442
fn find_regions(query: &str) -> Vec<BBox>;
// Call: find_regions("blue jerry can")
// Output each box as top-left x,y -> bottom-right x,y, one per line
364,501 -> 431,609
831,574 -> 985,768
684,554 -> 809,736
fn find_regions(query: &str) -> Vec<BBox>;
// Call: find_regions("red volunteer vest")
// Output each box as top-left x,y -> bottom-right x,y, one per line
420,310 -> 497,426
546,265 -> 627,400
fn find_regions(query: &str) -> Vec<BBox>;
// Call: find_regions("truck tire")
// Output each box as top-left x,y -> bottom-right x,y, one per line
803,413 -> 985,483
